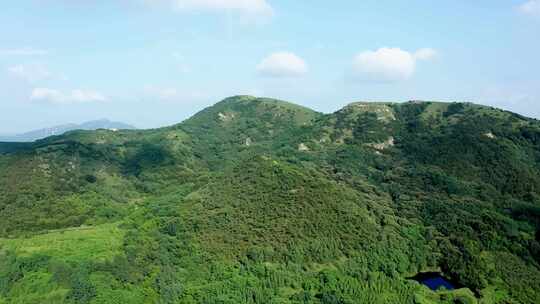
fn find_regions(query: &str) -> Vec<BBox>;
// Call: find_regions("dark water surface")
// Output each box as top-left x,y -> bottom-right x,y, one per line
410,272 -> 456,291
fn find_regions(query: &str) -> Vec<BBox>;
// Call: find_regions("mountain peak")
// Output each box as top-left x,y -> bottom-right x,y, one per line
183,96 -> 321,128
338,101 -> 397,122
219,95 -> 258,103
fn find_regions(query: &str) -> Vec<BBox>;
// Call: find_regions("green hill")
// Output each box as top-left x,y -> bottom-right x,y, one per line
1,96 -> 539,304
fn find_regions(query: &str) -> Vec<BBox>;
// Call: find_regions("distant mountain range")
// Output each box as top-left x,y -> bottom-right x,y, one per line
0,119 -> 136,142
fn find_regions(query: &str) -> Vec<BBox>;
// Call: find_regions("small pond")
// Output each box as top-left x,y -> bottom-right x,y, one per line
409,272 -> 456,291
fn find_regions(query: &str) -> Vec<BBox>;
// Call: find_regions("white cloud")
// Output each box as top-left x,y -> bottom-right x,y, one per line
30,88 -> 107,104
414,48 -> 438,60
518,0 -> 540,16
0,48 -> 48,56
256,52 -> 308,78
352,48 -> 415,82
351,47 -> 436,83
8,64 -> 53,82
145,0 -> 273,17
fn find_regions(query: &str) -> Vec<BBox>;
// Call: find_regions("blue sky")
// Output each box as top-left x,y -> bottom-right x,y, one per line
1,0 -> 539,133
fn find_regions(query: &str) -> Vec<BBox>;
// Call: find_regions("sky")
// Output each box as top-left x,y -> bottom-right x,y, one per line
1,0 -> 540,134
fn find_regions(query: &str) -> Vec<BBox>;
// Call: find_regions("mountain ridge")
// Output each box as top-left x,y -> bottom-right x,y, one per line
0,119 -> 136,143
0,96 -> 539,303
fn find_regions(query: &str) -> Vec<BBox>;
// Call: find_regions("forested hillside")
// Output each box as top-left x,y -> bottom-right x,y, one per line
1,96 -> 539,303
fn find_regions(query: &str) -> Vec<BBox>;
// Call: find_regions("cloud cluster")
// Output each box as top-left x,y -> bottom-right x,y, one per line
31,88 -> 107,104
145,0 -> 273,17
518,0 -> 540,16
256,52 -> 308,78
5,59 -> 106,105
351,47 -> 437,83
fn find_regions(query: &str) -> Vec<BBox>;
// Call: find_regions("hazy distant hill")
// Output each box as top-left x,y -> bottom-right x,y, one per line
0,96 -> 539,303
0,119 -> 135,142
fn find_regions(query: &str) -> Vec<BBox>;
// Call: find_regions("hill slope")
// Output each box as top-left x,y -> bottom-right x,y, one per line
0,96 -> 539,304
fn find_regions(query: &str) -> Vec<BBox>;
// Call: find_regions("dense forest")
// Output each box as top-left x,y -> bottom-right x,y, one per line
1,96 -> 539,303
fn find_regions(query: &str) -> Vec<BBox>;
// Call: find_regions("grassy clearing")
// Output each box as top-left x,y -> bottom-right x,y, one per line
0,223 -> 124,263
0,223 -> 126,303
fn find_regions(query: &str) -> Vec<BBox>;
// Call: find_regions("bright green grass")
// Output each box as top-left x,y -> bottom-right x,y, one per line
414,287 -> 478,304
2,271 -> 69,304
0,223 -> 124,263
0,223 -> 126,304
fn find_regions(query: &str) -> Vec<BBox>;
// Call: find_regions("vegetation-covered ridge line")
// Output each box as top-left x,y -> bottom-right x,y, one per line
1,95 -> 534,149
1,95 -> 540,303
